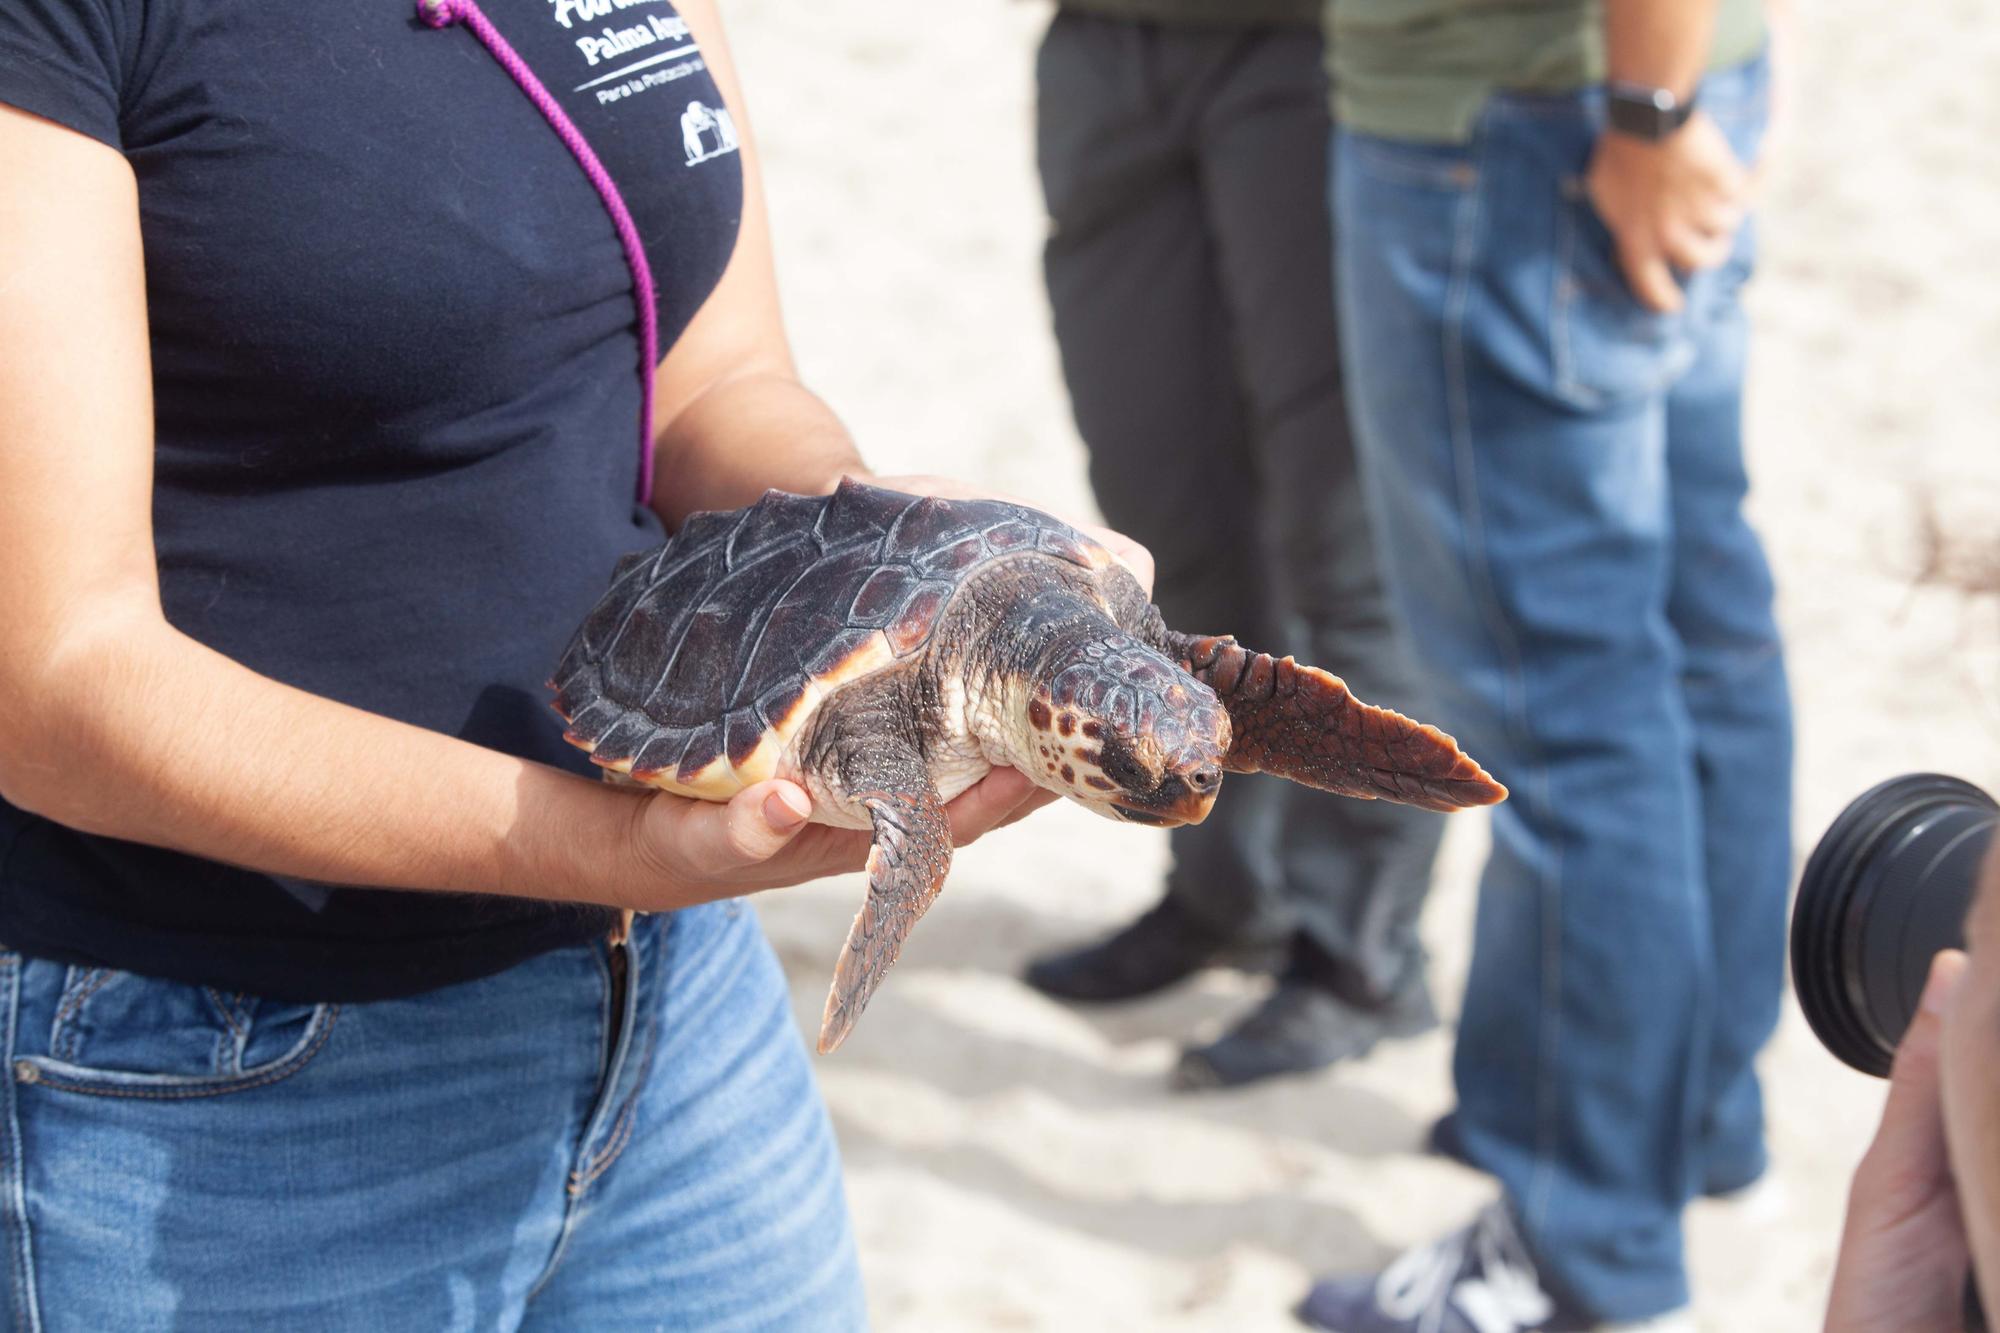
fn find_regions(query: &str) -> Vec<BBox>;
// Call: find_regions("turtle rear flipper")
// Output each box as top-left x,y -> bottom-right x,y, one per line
1169,633 -> 1506,813
810,670 -> 955,1054
820,785 -> 952,1054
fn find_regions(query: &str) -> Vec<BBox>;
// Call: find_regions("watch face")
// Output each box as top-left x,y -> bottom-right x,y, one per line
1607,83 -> 1692,140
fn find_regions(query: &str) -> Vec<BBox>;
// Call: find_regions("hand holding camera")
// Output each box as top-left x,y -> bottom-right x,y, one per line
1796,775 -> 1999,1331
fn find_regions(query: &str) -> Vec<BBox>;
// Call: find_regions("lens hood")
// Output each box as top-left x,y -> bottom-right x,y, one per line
1792,773 -> 1997,1077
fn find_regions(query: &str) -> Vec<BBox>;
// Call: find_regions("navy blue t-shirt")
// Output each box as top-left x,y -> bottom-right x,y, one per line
0,0 -> 743,998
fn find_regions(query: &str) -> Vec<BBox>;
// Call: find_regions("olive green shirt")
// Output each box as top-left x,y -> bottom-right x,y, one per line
1328,0 -> 1766,142
1058,0 -> 1319,28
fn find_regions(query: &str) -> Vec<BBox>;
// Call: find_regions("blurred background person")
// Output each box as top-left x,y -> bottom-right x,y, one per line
1302,0 -> 1792,1328
1025,0 -> 1449,1091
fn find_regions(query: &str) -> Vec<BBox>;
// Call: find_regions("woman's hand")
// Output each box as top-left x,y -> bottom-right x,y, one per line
1825,950 -> 1973,1333
619,766 -> 1053,910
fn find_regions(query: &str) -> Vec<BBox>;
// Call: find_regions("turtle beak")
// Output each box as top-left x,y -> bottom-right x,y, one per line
1167,792 -> 1219,826
1164,783 -> 1219,826
1112,765 -> 1222,827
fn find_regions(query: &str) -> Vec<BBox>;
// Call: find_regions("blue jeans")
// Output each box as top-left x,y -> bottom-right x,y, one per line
1333,52 -> 1792,1322
0,902 -> 866,1331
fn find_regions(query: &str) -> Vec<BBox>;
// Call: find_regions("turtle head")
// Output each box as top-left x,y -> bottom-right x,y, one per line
1022,637 -> 1231,827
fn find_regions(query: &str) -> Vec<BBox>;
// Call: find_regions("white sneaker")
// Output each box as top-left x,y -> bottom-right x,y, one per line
1297,1203 -> 1695,1333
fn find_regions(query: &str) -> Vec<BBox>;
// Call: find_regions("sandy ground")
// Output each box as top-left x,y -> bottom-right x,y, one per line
721,3 -> 2000,1328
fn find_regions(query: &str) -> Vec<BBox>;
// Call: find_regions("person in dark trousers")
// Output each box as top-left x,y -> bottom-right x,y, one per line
1028,0 -> 1447,1090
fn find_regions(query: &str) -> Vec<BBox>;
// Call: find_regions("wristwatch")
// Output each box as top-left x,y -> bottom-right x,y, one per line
1605,81 -> 1698,141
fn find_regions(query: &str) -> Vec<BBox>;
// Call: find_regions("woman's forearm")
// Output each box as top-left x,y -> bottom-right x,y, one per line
648,370 -> 866,528
0,610 -> 658,910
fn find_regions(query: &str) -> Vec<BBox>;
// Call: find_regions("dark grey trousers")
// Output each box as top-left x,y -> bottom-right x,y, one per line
1036,13 -> 1443,1007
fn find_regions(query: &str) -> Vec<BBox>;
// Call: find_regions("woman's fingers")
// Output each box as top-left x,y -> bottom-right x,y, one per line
943,766 -> 1046,844
1080,522 -> 1156,596
632,760 -> 1067,903
997,787 -> 1062,830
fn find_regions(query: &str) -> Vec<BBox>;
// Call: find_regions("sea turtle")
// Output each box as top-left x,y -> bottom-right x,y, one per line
550,479 -> 1504,1053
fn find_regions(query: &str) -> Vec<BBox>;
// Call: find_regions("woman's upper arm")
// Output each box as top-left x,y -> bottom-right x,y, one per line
646,1 -> 792,433
0,105 -> 158,740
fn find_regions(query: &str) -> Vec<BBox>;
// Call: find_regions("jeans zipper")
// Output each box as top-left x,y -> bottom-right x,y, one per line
569,929 -> 637,1198
603,935 -> 630,1075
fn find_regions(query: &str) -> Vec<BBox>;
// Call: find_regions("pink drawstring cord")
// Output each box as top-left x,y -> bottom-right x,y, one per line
418,0 -> 661,504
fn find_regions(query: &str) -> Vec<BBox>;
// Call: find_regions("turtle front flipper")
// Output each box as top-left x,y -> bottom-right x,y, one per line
819,783 -> 953,1055
1166,633 -> 1507,813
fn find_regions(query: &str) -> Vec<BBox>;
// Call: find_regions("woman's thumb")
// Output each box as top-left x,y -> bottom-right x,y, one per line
1902,949 -> 1968,1075
710,779 -> 813,865
1866,950 -> 1967,1180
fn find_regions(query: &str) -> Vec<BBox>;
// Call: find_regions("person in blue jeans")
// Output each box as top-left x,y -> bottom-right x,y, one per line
1301,0 -> 1793,1329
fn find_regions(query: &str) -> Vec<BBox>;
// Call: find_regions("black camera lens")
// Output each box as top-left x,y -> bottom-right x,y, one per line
1792,773 -> 1998,1077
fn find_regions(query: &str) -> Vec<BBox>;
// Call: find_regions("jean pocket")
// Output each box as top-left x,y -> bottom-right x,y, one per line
1550,181 -> 1705,409
1698,48 -> 1771,161
18,967 -> 338,1099
1336,131 -> 1480,290
1343,134 -> 1479,193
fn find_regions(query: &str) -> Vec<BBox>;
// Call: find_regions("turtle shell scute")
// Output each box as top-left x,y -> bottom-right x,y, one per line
723,707 -> 768,768
849,565 -> 920,626
675,721 -> 723,782
590,711 -> 659,769
982,521 -> 1038,553
919,533 -> 989,576
886,583 -> 956,655
804,625 -> 886,679
817,479 -> 918,545
755,677 -> 810,732
728,490 -> 824,564
1037,526 -> 1097,568
883,496 -> 973,560
631,728 -> 692,780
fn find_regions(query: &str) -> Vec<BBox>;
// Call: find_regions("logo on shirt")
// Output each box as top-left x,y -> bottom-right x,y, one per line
556,2 -> 706,107
680,101 -> 738,166
572,12 -> 690,68
548,0 -> 661,30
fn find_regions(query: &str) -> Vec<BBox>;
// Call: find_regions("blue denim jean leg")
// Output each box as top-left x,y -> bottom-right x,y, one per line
1331,51 -> 1792,1322
0,901 -> 867,1331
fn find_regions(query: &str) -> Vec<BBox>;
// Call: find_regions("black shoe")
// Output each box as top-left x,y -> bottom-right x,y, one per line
1173,976 -> 1438,1091
1021,896 -> 1284,1004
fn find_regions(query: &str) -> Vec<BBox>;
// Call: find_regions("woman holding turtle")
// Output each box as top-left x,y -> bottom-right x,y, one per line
0,2 -> 1130,1326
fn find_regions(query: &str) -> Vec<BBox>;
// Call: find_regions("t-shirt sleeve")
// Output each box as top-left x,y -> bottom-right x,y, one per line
0,0 -> 137,149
